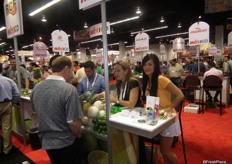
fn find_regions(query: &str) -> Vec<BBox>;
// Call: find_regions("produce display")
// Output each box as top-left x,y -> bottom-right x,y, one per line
33,67 -> 42,84
21,88 -> 31,97
92,116 -> 107,135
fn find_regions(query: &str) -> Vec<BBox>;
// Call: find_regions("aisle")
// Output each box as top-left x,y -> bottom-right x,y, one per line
10,102 -> 232,164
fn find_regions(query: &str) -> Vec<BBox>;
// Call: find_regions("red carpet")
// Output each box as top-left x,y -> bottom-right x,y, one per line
10,102 -> 232,164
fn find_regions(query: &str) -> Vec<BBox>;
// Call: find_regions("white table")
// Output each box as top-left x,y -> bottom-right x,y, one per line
110,112 -> 176,139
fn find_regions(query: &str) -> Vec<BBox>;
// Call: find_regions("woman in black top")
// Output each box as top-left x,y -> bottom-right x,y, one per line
110,61 -> 142,108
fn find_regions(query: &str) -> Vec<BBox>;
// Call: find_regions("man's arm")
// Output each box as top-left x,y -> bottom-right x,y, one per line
69,120 -> 82,138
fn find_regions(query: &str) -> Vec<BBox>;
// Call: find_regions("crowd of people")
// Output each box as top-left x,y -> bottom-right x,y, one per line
1,53 -> 232,163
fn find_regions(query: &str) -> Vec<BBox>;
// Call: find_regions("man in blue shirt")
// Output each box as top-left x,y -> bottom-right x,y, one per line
78,61 -> 105,97
0,63 -> 20,155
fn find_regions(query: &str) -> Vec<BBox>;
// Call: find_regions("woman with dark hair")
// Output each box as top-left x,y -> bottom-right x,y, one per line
141,54 -> 184,164
110,61 -> 142,108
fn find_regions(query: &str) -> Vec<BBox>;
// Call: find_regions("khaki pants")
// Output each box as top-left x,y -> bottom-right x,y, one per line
0,102 -> 12,154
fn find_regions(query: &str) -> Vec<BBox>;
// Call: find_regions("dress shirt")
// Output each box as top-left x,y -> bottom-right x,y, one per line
0,74 -> 20,103
203,67 -> 223,80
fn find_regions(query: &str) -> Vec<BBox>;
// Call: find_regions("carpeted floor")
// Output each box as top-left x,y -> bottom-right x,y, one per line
5,102 -> 232,164
0,146 -> 35,164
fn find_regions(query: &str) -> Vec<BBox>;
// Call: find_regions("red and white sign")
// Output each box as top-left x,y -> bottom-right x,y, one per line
89,22 -> 110,38
189,46 -> 197,56
4,0 -> 24,38
33,42 -> 48,57
173,38 -> 185,52
228,31 -> 232,48
51,30 -> 70,53
79,0 -> 102,10
208,45 -> 217,56
189,21 -> 209,46
160,44 -> 166,55
135,32 -> 149,52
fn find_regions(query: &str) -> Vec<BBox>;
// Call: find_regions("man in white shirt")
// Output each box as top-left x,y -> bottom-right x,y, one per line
203,61 -> 223,102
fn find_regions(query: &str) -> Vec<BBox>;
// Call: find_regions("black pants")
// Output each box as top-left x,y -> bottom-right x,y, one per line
46,138 -> 83,164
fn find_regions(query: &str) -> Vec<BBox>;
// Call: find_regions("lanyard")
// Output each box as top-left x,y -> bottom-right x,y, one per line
86,74 -> 98,91
119,82 -> 127,100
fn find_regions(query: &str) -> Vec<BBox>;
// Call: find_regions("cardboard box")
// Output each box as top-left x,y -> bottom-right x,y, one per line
184,104 -> 200,114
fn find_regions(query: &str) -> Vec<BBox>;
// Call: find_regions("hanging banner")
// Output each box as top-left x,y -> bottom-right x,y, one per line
79,0 -> 101,10
51,30 -> 70,53
189,46 -> 197,56
33,42 -> 48,57
160,44 -> 166,56
173,37 -> 185,52
4,0 -> 24,38
189,21 -> 209,46
89,22 -> 110,38
135,32 -> 149,52
228,31 -> 232,48
208,45 -> 217,56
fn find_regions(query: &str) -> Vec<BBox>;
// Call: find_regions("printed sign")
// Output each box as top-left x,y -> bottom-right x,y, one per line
4,0 -> 24,38
189,46 -> 197,56
173,38 -> 185,52
79,0 -> 109,10
189,21 -> 209,46
146,96 -> 160,110
208,45 -> 217,56
135,32 -> 149,52
33,42 -> 48,57
89,22 -> 110,38
51,30 -> 70,52
160,44 -> 166,56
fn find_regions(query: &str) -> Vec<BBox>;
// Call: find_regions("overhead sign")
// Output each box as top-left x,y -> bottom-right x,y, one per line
173,37 -> 185,52
79,0 -> 106,10
189,21 -> 209,46
135,32 -> 149,52
89,22 -> 110,38
51,30 -> 70,52
33,42 -> 48,57
208,45 -> 217,56
73,29 -> 90,41
160,44 -> 166,56
4,0 -> 24,38
228,31 -> 232,54
189,46 -> 197,56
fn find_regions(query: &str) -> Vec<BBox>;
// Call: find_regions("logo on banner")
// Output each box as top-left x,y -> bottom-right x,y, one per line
33,42 -> 48,57
89,22 -> 110,38
189,21 -> 209,46
135,32 -> 149,52
173,38 -> 185,52
51,30 -> 70,52
4,0 -> 24,38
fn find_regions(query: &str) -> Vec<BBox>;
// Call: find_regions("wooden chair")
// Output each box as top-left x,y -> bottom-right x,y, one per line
202,75 -> 223,116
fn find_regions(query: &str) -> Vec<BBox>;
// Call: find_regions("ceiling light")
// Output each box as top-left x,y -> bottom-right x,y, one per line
80,38 -> 101,44
177,23 -> 182,28
155,32 -> 188,39
160,16 -> 165,23
0,42 -> 6,46
29,0 -> 62,16
110,16 -> 139,26
39,37 -> 42,40
41,15 -> 47,22
131,26 -> 168,35
136,7 -> 141,14
0,26 -> 6,32
111,28 -> 114,34
108,41 -> 127,46
84,22 -> 88,28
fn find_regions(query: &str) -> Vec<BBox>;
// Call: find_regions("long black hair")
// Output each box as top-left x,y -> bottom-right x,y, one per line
142,54 -> 161,101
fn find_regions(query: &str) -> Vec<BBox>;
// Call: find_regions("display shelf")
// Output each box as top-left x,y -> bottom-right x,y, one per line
82,126 -> 108,141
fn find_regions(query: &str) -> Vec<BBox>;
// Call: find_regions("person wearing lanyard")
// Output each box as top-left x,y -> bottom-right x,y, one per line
78,61 -> 105,97
110,61 -> 142,108
109,61 -> 142,163
0,63 -> 20,155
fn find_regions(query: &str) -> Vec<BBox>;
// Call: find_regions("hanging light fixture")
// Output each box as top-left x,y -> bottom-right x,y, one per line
136,7 -> 141,14
177,23 -> 182,28
111,28 -> 114,33
84,22 -> 88,28
41,15 -> 47,22
160,16 -> 165,23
